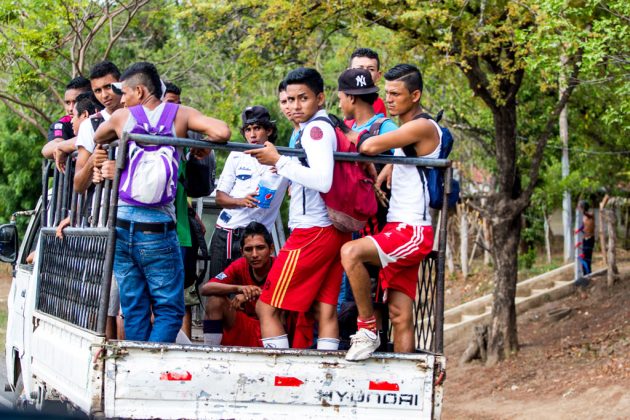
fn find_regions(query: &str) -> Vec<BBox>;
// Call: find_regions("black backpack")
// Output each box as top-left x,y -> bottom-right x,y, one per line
402,111 -> 459,213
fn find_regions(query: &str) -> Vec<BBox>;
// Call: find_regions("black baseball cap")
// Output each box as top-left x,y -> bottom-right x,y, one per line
338,68 -> 379,95
241,105 -> 274,128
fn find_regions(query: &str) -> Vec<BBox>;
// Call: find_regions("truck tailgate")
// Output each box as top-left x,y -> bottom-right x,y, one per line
105,342 -> 445,419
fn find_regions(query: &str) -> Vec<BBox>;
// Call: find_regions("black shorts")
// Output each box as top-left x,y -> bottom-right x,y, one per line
208,226 -> 245,278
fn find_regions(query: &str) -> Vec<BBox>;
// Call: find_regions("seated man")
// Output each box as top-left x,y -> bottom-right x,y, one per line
200,222 -> 274,347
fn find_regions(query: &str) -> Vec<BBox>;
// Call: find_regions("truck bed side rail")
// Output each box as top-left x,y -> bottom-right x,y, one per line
37,133 -> 451,351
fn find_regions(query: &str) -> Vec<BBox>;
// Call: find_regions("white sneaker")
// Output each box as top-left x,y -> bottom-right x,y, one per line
345,329 -> 380,361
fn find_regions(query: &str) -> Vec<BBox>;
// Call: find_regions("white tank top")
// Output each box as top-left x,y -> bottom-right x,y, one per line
387,119 -> 442,226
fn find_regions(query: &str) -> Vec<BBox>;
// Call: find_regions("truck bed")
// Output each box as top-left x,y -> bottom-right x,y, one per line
104,341 -> 445,419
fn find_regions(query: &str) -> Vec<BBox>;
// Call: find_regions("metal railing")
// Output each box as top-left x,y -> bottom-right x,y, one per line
125,133 -> 452,353
37,144 -> 118,335
35,132 -> 451,352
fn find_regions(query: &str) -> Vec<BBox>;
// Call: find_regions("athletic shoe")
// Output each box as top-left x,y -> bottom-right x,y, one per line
345,328 -> 380,361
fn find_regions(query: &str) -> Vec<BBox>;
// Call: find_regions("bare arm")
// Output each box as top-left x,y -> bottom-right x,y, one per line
184,106 -> 231,142
41,139 -> 61,159
215,190 -> 259,209
359,119 -> 439,156
73,148 -> 95,193
200,281 -> 242,296
94,109 -> 127,144
57,138 -> 77,154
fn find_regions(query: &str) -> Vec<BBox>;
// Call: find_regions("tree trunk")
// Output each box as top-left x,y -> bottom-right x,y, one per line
446,241 -> 455,274
624,206 -> 629,250
487,211 -> 521,365
460,204 -> 469,278
486,101 -> 520,366
599,198 -> 608,265
543,209 -> 552,264
605,208 -> 619,287
483,217 -> 492,266
560,54 -> 574,263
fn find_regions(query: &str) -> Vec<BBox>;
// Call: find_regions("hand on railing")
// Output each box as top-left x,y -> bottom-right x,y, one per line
54,148 -> 68,173
92,145 -> 108,168
55,217 -> 71,239
93,160 -> 115,184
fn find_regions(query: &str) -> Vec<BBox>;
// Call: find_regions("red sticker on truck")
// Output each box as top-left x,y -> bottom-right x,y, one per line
274,376 -> 304,387
160,370 -> 192,381
368,381 -> 400,391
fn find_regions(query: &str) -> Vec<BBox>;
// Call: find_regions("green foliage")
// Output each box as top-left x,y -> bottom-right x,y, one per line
0,107 -> 43,222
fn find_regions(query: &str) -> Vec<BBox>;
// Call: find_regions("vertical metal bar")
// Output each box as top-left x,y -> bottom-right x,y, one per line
434,166 -> 451,353
96,137 -> 127,335
52,168 -> 62,226
100,146 -> 115,227
59,160 -> 71,224
41,160 -> 52,227
69,190 -> 79,227
92,184 -> 103,227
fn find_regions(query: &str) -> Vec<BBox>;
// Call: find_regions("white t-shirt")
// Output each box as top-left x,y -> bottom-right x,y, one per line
215,151 -> 288,231
387,119 -> 442,226
75,109 -> 111,154
274,109 -> 336,229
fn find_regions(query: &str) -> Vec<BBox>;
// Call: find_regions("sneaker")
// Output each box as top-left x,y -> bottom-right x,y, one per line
345,328 -> 380,361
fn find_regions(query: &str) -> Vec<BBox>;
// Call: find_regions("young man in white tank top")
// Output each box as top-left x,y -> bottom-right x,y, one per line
341,64 -> 441,361
93,62 -> 231,343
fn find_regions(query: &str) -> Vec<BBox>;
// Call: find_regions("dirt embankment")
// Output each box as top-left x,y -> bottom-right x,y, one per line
443,256 -> 630,419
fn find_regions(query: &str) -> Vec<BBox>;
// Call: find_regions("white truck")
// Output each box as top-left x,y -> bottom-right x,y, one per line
0,134 -> 450,419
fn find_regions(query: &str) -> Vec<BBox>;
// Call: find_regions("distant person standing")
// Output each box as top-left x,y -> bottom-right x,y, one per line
577,201 -> 595,275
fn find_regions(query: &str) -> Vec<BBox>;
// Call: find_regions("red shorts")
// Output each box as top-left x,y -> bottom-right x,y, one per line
222,311 -> 262,347
260,225 -> 351,312
285,311 -> 315,349
369,223 -> 434,300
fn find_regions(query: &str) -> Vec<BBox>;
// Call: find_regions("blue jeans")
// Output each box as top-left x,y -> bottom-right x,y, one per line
114,209 -> 184,343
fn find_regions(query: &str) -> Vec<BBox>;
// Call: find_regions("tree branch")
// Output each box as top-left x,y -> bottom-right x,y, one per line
103,0 -> 150,59
515,48 -> 584,212
0,93 -> 52,123
0,98 -> 48,137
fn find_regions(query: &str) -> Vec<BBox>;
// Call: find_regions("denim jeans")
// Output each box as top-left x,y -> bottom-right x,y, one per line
114,207 -> 184,343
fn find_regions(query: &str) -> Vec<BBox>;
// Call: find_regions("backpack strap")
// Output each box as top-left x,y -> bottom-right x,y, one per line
368,117 -> 389,136
293,115 -> 334,215
90,113 -> 105,132
156,102 -> 179,135
128,105 -> 150,130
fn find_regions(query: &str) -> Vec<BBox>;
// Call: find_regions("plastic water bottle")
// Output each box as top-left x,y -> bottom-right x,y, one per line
255,170 -> 283,208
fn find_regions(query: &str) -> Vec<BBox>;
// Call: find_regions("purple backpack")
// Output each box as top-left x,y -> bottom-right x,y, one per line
119,103 -> 180,207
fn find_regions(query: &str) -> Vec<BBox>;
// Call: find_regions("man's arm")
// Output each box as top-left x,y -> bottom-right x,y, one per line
41,139 -> 61,159
248,122 -> 335,193
73,147 -> 95,193
216,190 -> 259,209
184,106 -> 231,142
358,118 -> 439,156
94,109 -> 127,144
200,281 -> 242,296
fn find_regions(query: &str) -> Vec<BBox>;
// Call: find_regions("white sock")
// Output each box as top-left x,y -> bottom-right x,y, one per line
204,333 -> 222,346
262,334 -> 289,349
317,337 -> 340,350
176,330 -> 192,344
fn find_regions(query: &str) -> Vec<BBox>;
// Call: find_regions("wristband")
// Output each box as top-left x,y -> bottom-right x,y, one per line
356,129 -> 371,153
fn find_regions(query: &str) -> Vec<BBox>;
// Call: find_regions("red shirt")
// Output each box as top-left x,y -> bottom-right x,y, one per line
210,257 -> 274,318
344,97 -> 387,128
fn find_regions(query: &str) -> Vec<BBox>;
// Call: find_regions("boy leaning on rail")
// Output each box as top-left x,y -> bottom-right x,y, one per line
341,64 -> 440,361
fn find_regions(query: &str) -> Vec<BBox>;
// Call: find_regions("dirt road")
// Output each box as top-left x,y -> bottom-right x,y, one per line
443,259 -> 630,419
